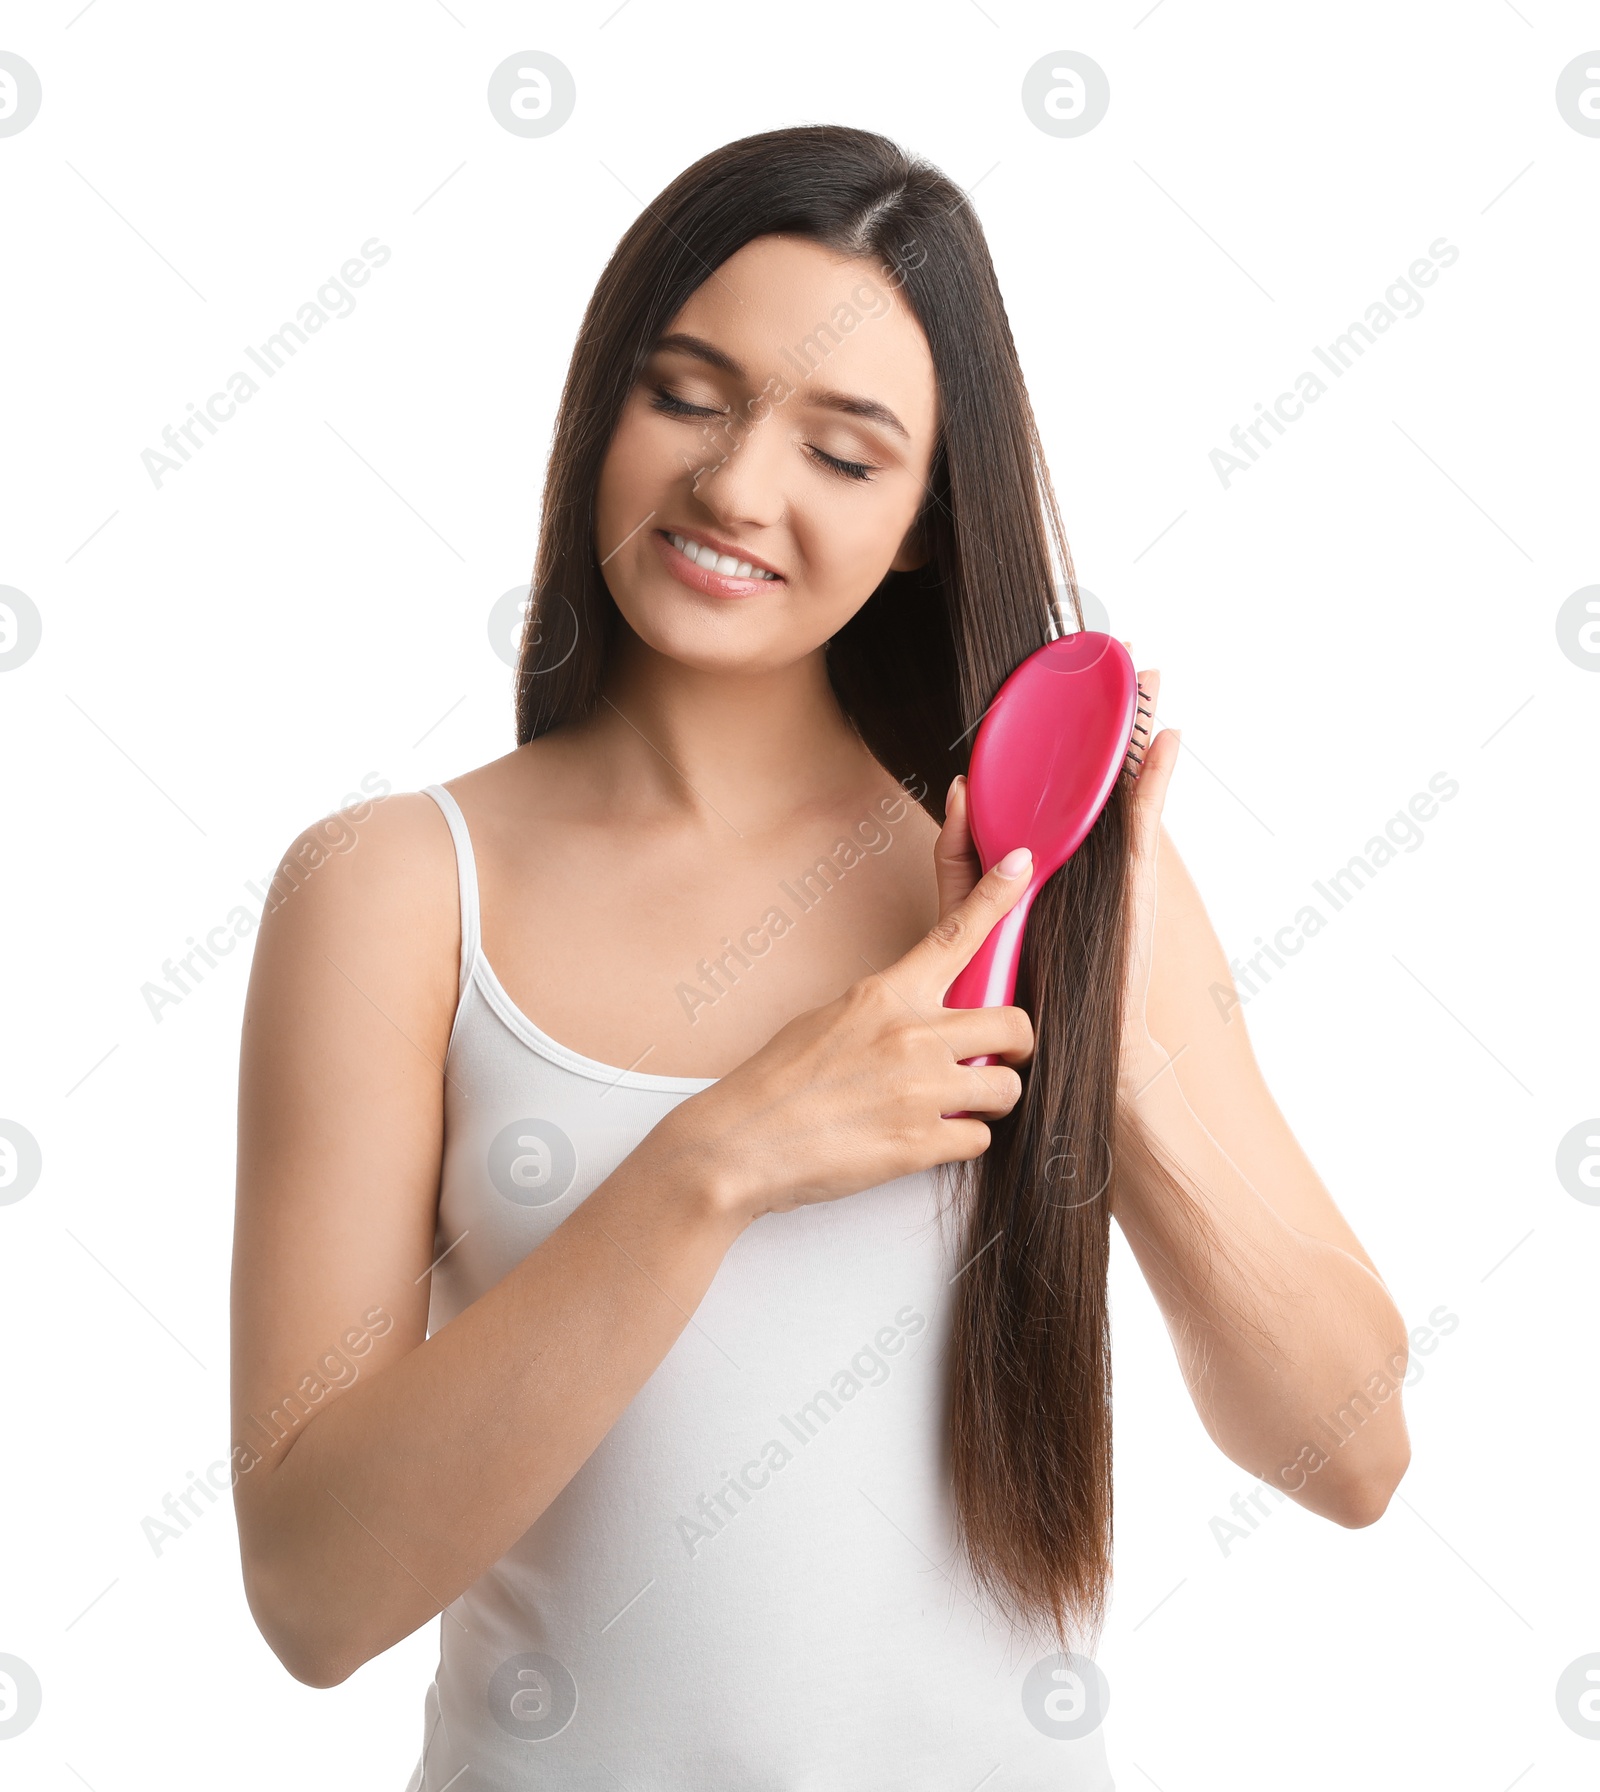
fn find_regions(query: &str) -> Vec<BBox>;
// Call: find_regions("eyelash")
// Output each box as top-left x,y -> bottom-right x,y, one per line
647,386 -> 879,484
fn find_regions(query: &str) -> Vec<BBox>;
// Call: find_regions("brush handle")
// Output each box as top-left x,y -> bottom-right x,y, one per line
942,881 -> 1038,1106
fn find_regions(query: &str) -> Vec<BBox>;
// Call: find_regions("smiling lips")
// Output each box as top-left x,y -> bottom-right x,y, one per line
652,528 -> 785,598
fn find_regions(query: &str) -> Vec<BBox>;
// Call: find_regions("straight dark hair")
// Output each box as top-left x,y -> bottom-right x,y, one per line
513,124 -> 1237,1653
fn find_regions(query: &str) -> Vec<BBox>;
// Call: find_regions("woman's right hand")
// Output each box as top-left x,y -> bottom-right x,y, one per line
659,845 -> 1038,1225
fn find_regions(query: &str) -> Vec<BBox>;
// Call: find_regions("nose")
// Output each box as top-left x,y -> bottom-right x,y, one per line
684,401 -> 787,530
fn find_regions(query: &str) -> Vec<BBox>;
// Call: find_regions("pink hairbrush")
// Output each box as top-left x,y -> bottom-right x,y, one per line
942,631 -> 1149,1081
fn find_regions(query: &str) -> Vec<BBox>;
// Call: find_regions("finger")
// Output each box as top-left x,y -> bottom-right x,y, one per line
933,774 -> 981,916
934,1114 -> 996,1157
1128,681 -> 1179,861
950,1058 -> 1024,1117
934,1002 -> 1036,1070
899,844 -> 1033,988
939,1053 -> 1031,1125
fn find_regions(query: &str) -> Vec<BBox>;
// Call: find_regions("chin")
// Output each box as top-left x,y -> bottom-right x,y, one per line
611,595 -> 775,672
605,573 -> 817,677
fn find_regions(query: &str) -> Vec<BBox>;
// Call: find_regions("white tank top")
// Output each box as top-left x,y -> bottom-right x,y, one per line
404,782 -> 1116,1790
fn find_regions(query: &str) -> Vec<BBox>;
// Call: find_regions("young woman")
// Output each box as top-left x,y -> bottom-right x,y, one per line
231,126 -> 1410,1788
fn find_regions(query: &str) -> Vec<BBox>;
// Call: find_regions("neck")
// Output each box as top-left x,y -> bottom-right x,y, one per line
571,623 -> 884,833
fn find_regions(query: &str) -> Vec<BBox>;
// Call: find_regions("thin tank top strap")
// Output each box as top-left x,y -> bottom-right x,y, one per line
421,783 -> 481,1004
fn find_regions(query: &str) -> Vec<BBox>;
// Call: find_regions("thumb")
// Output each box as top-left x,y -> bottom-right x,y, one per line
902,842 -> 1034,986
933,774 -> 983,916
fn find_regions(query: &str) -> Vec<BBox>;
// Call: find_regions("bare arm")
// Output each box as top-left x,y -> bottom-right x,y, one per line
1123,820 -> 1412,1525
231,793 -> 1035,1686
230,795 -> 746,1687
1110,679 -> 1411,1525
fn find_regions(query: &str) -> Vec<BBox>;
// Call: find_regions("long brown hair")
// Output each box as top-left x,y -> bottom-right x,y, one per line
513,124 -> 1227,1653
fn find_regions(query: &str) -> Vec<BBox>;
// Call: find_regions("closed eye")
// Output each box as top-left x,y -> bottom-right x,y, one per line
647,385 -> 879,484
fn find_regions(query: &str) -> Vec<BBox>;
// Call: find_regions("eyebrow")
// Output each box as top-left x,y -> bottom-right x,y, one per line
648,331 -> 912,443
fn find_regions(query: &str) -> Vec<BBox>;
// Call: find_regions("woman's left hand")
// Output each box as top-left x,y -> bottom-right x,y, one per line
931,653 -> 1181,1094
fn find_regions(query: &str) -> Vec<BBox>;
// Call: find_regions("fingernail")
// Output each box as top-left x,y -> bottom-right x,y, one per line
996,846 -> 1032,878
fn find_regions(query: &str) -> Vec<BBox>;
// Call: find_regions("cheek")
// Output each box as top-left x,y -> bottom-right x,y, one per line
802,489 -> 910,584
598,411 -> 663,512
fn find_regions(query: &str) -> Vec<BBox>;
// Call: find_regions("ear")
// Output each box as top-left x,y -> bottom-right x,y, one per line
889,514 -> 930,573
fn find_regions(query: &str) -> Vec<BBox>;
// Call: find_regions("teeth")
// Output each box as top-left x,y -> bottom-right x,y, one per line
668,532 -> 779,580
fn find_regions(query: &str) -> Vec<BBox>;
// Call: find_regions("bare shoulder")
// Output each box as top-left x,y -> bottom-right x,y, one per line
256,784 -> 455,946
266,786 -> 459,917
247,788 -> 461,1031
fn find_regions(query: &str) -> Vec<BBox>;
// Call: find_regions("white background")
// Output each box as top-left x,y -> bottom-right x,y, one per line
2,2 -> 1596,1787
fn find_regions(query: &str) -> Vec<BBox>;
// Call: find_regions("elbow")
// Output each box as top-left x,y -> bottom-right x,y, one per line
240,1550 -> 363,1690
280,1646 -> 355,1692
281,1638 -> 360,1692
1330,1435 -> 1412,1530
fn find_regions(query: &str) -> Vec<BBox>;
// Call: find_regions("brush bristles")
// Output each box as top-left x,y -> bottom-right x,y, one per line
1122,683 -> 1153,782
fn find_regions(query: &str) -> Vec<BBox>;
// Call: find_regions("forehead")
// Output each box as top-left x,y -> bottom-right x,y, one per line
660,233 -> 939,444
